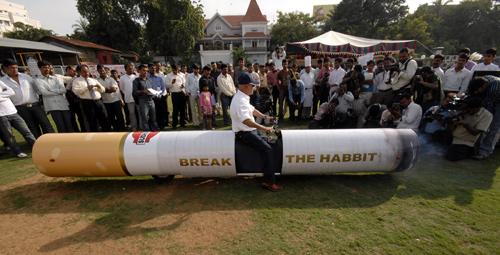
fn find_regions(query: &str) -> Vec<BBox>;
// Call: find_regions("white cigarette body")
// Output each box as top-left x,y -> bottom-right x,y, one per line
32,129 -> 419,177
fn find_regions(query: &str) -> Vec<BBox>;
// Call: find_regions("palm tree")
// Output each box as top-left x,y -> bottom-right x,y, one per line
70,18 -> 89,40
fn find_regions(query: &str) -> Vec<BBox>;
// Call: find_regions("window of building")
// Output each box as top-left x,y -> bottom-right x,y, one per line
215,23 -> 222,31
252,41 -> 258,48
251,28 -> 257,32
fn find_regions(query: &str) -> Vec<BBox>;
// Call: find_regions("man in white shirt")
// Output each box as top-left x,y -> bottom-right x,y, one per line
393,92 -> 422,132
186,64 -> 201,127
443,54 -> 472,93
230,73 -> 280,191
217,64 -> 237,125
457,48 -> 477,71
330,83 -> 354,127
432,54 -> 445,82
72,65 -> 110,132
330,84 -> 354,115
272,47 -> 286,71
327,58 -> 346,97
472,48 -> 500,72
166,64 -> 187,129
0,79 -> 36,158
34,60 -> 73,133
391,48 -> 418,93
371,58 -> 396,106
97,65 -> 125,131
63,65 -> 85,132
119,63 -> 138,131
1,58 -> 54,138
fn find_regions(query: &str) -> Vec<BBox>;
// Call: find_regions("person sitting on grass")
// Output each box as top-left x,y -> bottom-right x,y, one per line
363,103 -> 387,128
446,97 -> 493,161
309,98 -> 338,129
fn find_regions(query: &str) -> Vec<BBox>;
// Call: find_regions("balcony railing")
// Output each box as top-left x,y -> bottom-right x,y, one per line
202,44 -> 232,51
244,47 -> 268,52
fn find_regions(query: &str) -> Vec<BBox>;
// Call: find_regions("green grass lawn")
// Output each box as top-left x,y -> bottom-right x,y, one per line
0,119 -> 498,254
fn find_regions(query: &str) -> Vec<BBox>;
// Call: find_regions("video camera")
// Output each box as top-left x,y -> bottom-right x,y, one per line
423,95 -> 466,123
387,64 -> 400,72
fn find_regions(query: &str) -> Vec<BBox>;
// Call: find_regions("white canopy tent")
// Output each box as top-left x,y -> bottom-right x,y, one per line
288,30 -> 425,57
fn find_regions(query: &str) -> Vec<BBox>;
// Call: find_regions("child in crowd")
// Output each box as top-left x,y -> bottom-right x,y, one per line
255,87 -> 273,124
199,83 -> 215,129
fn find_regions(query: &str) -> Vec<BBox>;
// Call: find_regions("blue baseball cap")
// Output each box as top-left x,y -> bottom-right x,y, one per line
238,72 -> 258,86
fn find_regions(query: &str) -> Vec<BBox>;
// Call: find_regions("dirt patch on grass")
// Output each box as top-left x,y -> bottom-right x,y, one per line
0,176 -> 254,254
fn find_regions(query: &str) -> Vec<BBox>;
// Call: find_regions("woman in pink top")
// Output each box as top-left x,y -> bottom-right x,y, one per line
199,84 -> 214,129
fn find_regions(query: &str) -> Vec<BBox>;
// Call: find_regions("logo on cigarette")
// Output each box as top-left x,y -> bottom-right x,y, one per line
132,132 -> 159,145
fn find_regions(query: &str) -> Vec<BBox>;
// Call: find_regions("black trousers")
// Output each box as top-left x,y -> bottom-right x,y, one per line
16,103 -> 54,138
104,101 -> 125,131
154,96 -> 168,129
288,95 -> 303,121
50,110 -> 74,133
171,92 -> 186,128
446,144 -> 474,161
236,130 -> 276,183
68,101 -> 85,132
312,93 -> 320,116
272,86 -> 279,116
80,99 -> 110,132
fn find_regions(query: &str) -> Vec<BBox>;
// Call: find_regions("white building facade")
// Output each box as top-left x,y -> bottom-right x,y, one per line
0,0 -> 41,37
200,0 -> 270,66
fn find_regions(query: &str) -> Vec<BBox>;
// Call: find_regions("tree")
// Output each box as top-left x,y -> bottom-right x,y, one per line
439,0 -> 500,52
75,0 -> 205,59
396,14 -> 433,47
76,0 -> 144,52
143,0 -> 205,59
67,18 -> 90,41
270,11 -> 320,47
413,0 -> 500,53
232,47 -> 247,65
4,22 -> 54,41
323,0 -> 408,39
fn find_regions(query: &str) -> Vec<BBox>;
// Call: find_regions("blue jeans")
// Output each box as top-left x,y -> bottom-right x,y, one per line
139,100 -> 158,131
0,113 -> 36,155
478,104 -> 500,157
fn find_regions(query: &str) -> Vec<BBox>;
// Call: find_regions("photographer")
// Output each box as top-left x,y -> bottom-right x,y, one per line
445,97 -> 492,161
309,98 -> 338,129
391,48 -> 418,94
391,92 -> 423,132
371,57 -> 397,106
413,66 -> 441,112
422,92 -> 458,144
468,76 -> 500,160
380,103 -> 399,128
330,83 -> 354,128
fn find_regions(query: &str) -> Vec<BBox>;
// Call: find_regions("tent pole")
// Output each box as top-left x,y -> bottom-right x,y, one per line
416,41 -> 433,54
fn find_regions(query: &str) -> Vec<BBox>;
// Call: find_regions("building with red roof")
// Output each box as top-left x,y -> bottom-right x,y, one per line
40,36 -> 135,65
200,0 -> 270,66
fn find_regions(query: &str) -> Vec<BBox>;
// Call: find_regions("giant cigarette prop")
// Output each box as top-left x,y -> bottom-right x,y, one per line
32,129 -> 418,177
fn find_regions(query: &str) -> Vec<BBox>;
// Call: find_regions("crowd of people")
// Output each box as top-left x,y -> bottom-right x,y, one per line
0,46 -> 498,162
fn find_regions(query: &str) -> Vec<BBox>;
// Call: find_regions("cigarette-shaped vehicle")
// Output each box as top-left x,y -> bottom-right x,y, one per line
32,129 -> 419,181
